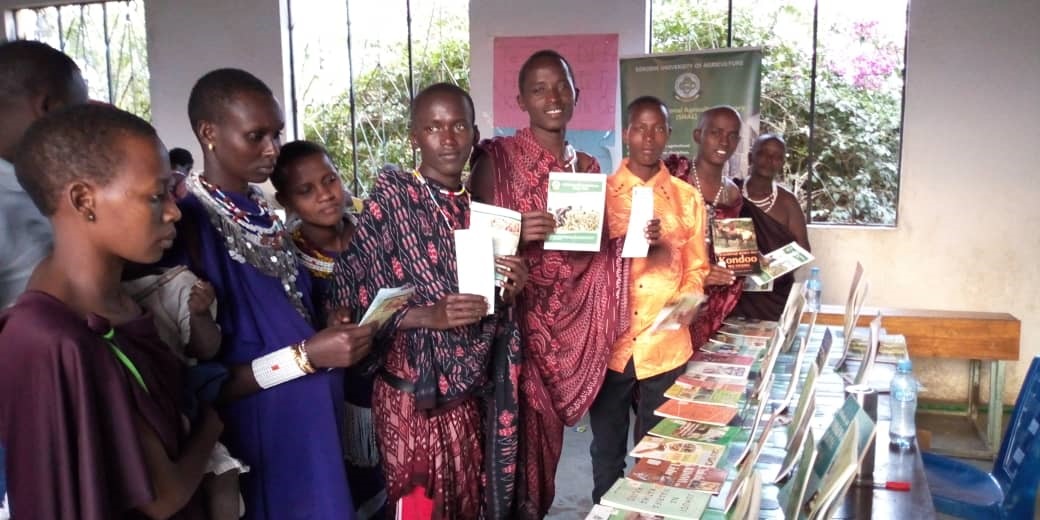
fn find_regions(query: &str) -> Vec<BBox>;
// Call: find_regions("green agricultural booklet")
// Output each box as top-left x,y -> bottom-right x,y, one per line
648,418 -> 740,446
544,171 -> 606,252
601,479 -> 711,520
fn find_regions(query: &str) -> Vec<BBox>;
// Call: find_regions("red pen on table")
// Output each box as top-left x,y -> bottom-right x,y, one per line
873,481 -> 911,491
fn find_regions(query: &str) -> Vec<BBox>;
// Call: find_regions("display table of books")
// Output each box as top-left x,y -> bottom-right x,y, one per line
586,285 -> 936,519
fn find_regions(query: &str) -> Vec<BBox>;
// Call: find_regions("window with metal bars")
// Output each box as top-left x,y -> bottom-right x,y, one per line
651,0 -> 908,226
286,0 -> 469,196
12,0 -> 150,119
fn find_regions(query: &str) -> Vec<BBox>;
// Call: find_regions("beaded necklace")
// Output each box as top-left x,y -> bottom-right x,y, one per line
289,214 -> 356,279
742,177 -> 778,213
689,162 -> 729,250
187,172 -> 310,321
412,169 -> 469,232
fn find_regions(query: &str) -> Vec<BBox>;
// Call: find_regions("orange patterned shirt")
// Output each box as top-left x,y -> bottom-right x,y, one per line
606,159 -> 709,379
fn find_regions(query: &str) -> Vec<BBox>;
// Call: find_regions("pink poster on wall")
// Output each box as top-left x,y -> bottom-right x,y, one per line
492,34 -> 619,131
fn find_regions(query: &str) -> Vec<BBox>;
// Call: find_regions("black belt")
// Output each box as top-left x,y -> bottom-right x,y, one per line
378,370 -> 416,394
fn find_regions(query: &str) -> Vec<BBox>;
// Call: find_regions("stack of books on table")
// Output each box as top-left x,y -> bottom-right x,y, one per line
587,280 -> 878,519
587,297 -> 806,519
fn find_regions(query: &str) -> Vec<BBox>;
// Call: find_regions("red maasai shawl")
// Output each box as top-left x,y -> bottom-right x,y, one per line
478,129 -> 630,518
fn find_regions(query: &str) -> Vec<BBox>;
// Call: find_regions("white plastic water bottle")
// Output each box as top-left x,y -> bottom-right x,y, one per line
806,267 -> 822,312
889,359 -> 918,450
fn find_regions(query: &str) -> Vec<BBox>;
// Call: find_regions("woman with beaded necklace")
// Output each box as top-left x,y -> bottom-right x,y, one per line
664,106 -> 745,348
169,68 -> 375,519
270,140 -> 387,519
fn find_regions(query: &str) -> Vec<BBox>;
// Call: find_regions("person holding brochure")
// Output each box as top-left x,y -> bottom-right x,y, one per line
470,49 -> 659,518
270,140 -> 387,519
167,68 -> 375,519
589,96 -> 710,502
731,134 -> 811,321
333,83 -> 527,519
665,105 -> 745,347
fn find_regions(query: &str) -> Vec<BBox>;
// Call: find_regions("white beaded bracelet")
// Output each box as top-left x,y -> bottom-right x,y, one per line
252,346 -> 307,389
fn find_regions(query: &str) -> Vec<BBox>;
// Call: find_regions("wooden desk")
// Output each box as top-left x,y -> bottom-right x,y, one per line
807,305 -> 1021,457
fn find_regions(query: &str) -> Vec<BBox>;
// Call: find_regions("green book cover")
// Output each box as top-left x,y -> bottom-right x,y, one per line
648,418 -> 739,446
778,430 -> 818,519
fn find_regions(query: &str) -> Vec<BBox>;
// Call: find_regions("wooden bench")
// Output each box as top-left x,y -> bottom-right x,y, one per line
807,304 -> 1021,457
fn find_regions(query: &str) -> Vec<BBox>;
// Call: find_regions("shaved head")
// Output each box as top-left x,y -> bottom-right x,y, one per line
696,105 -> 742,131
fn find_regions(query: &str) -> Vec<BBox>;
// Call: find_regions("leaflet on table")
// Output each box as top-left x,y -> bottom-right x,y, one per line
468,201 -> 521,286
584,504 -> 668,520
544,171 -> 606,252
748,241 -> 815,286
711,217 -> 759,275
836,262 -> 869,371
721,316 -> 779,331
629,458 -> 729,495
621,185 -> 654,258
801,396 -> 877,515
663,382 -> 743,408
774,364 -> 820,483
647,418 -> 740,446
654,399 -> 739,426
777,429 -> 818,519
689,351 -> 756,367
646,293 -> 705,335
601,478 -> 711,520
802,427 -> 861,520
453,228 -> 496,314
358,286 -> 416,326
629,436 -> 725,467
685,360 -> 751,381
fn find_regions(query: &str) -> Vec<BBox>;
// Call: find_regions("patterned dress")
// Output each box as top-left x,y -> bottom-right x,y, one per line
332,167 -> 521,520
476,129 -> 630,519
664,154 -> 745,348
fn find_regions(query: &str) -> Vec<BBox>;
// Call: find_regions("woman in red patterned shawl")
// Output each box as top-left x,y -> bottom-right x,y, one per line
332,83 -> 527,519
665,106 -> 746,348
470,50 -> 631,518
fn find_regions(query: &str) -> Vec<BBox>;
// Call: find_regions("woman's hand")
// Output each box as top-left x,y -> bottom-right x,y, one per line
495,256 -> 528,304
305,322 -> 377,368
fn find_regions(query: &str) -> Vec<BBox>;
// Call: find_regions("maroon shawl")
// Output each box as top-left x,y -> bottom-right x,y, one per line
478,129 -> 629,517
0,291 -> 203,520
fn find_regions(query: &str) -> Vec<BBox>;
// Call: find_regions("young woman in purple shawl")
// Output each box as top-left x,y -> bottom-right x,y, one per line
0,104 -> 220,519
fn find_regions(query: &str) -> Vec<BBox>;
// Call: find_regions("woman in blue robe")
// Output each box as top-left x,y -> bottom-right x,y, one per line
167,68 -> 375,519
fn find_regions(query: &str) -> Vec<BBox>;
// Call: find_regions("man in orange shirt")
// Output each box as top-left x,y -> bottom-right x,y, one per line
589,96 -> 710,502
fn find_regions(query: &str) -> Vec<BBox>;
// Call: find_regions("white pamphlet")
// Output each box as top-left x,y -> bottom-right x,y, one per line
468,201 -> 522,286
621,186 -> 654,258
454,228 -> 496,315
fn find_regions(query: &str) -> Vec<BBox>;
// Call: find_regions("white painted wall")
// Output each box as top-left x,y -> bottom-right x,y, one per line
145,0 -> 290,163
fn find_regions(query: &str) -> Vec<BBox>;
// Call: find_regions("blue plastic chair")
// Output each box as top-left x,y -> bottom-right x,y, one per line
922,355 -> 1040,519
